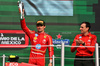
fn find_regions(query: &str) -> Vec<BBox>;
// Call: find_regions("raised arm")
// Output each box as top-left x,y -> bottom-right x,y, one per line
20,18 -> 32,37
18,1 -> 33,37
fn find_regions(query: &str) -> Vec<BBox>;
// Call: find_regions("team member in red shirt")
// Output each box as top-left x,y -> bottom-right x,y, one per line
71,22 -> 97,66
18,8 -> 54,66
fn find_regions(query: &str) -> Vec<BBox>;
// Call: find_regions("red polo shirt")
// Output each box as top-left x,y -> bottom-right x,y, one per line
71,32 -> 97,56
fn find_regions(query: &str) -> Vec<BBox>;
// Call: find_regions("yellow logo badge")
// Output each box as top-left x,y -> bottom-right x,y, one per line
34,37 -> 37,40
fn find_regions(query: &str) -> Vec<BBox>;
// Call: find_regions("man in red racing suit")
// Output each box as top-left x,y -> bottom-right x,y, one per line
20,17 -> 54,66
17,2 -> 54,66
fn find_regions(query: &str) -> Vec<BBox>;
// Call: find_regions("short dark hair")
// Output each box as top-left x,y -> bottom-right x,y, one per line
81,22 -> 91,31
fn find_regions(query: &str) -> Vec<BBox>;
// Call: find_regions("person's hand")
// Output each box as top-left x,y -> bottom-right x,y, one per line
78,39 -> 84,44
48,63 -> 52,66
75,39 -> 80,46
76,39 -> 84,46
17,1 -> 24,19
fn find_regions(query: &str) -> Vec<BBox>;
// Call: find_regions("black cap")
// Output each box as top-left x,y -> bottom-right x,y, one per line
36,20 -> 45,26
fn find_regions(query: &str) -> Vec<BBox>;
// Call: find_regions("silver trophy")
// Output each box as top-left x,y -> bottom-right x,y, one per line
17,1 -> 24,19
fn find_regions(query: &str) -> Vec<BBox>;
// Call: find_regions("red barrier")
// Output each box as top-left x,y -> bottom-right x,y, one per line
5,62 -> 39,66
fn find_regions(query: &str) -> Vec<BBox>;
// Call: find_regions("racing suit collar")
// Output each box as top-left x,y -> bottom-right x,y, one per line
37,32 -> 46,35
81,32 -> 91,36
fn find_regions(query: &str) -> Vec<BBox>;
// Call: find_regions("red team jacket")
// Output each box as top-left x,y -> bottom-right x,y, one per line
20,18 -> 54,58
71,32 -> 97,56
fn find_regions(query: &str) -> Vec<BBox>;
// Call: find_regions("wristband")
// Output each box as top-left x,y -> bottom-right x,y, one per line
50,59 -> 52,63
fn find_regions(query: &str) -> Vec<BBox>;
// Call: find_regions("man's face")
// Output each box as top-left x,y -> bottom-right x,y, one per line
36,25 -> 46,32
80,23 -> 89,34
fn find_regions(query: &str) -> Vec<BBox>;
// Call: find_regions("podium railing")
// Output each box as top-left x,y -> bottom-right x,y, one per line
1,43 -> 99,66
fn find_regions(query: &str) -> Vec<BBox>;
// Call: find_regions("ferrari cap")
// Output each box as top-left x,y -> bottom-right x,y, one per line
36,20 -> 45,26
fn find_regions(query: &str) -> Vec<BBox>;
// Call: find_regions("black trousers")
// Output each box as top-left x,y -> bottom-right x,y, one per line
74,56 -> 95,66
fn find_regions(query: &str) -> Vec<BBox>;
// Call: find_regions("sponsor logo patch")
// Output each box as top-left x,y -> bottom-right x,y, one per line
79,36 -> 82,38
42,39 -> 46,44
44,36 -> 46,38
34,37 -> 37,40
36,44 -> 41,49
35,34 -> 38,37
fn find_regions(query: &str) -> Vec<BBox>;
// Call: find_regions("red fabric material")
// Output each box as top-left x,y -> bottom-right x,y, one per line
28,52 -> 45,66
5,62 -> 38,66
